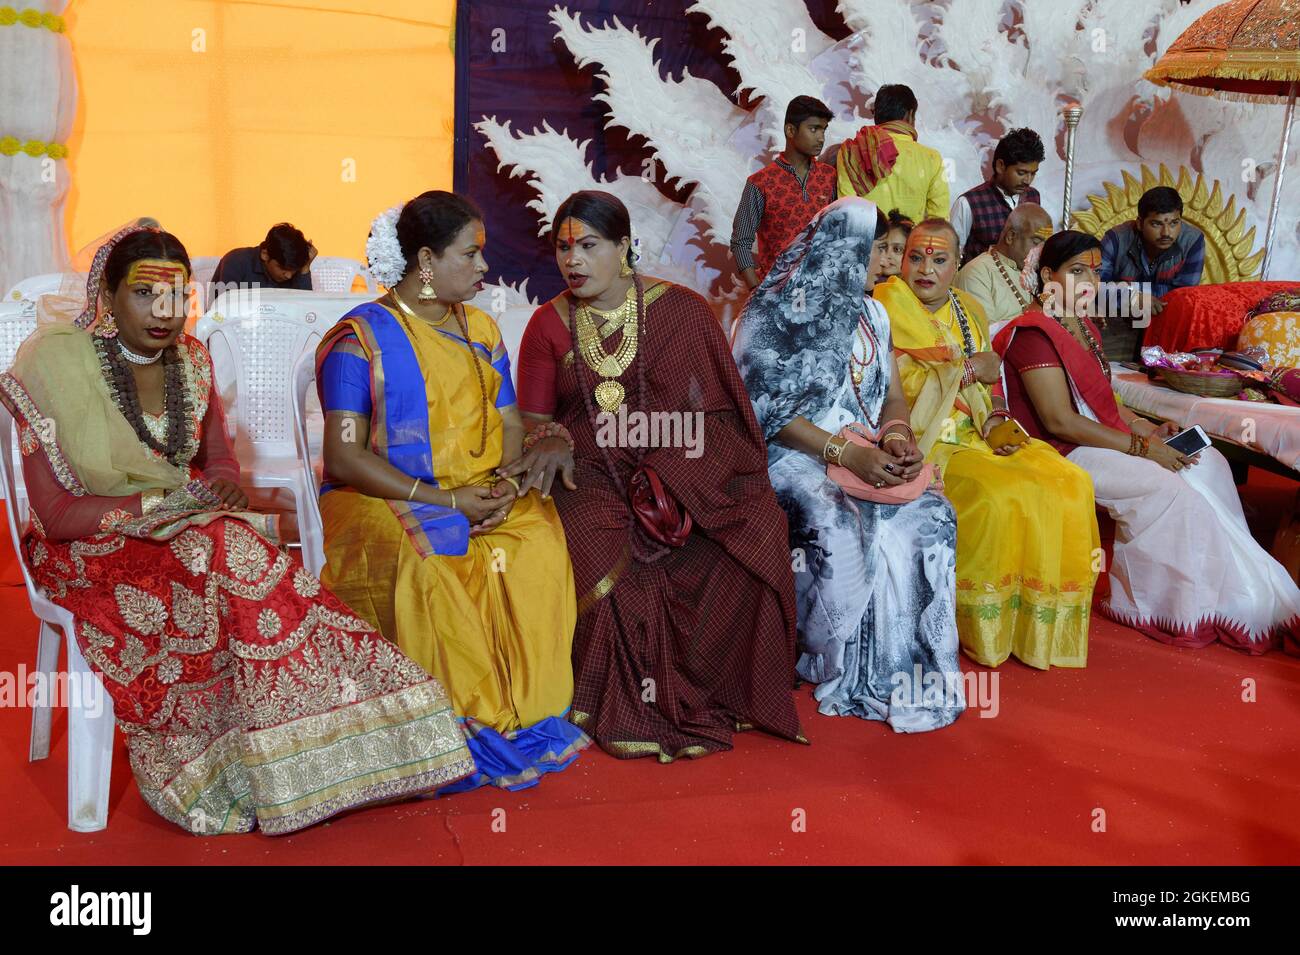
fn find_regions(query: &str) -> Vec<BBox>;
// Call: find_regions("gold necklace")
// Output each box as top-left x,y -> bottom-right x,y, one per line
575,285 -> 639,412
389,289 -> 452,326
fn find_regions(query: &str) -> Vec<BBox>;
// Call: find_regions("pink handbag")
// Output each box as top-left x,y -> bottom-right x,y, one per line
826,424 -> 940,504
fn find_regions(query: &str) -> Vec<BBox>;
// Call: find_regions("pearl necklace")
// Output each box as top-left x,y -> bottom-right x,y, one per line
118,340 -> 163,365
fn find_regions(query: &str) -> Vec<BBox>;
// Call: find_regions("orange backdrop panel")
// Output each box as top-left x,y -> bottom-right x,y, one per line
64,0 -> 455,264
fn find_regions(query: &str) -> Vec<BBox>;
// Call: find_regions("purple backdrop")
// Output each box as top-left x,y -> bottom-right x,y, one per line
454,0 -> 849,302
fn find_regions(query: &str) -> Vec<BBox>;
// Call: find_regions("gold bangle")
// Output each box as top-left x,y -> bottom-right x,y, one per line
501,474 -> 521,493
880,431 -> 909,447
449,489 -> 457,511
406,477 -> 421,501
823,435 -> 847,465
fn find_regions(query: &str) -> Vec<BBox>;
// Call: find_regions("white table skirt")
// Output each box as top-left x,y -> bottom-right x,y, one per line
1111,363 -> 1300,471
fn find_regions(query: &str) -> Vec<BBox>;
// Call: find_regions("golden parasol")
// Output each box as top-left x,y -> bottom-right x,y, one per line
1144,0 -> 1300,278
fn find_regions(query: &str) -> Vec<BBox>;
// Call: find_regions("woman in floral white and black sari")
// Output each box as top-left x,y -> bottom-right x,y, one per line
733,198 -> 963,732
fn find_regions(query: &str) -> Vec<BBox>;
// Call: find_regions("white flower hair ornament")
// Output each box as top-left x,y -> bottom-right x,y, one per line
366,203 -> 406,289
629,229 -> 641,267
1020,242 -> 1045,298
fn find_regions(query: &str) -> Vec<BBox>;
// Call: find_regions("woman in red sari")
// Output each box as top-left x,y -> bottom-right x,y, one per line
505,191 -> 803,761
0,226 -> 474,834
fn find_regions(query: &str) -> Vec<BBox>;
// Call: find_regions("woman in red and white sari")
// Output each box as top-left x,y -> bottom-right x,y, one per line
993,230 -> 1300,654
0,226 -> 475,834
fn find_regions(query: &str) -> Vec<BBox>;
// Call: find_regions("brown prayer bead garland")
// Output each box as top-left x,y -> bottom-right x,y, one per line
94,337 -> 196,468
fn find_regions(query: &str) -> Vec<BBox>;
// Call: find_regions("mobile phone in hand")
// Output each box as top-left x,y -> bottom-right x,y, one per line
1164,424 -> 1211,457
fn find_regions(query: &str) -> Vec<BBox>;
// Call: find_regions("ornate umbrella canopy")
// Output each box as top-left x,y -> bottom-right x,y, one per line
1144,0 -> 1300,277
1144,0 -> 1300,101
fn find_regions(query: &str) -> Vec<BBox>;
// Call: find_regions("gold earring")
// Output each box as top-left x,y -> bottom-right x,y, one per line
619,259 -> 633,278
95,309 -> 118,339
418,266 -> 436,303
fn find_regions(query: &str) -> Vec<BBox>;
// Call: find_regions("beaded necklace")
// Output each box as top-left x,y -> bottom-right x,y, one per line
94,337 -> 197,467
1057,310 -> 1112,381
849,313 -> 884,429
992,250 -> 1030,309
948,291 -> 976,357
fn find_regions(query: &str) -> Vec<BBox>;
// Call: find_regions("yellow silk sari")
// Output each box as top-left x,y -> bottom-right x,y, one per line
317,303 -> 582,788
876,276 -> 1099,669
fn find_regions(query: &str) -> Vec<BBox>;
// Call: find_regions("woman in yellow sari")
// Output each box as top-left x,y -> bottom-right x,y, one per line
316,191 -> 588,790
875,219 -> 1098,669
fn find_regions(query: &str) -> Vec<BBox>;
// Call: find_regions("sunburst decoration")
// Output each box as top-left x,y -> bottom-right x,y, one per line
1072,164 -> 1264,284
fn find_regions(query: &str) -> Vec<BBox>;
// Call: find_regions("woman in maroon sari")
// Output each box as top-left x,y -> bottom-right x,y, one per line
506,191 -> 802,760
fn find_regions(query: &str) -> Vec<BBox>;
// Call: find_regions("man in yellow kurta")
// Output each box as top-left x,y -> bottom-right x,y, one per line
875,219 -> 1099,670
836,84 -> 949,224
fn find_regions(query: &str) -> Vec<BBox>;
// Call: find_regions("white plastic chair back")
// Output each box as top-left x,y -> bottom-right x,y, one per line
0,302 -> 38,504
311,256 -> 374,294
195,290 -> 364,457
4,272 -> 66,305
0,404 -> 116,832
0,405 -> 41,596
291,350 -> 326,574
188,255 -> 221,311
0,300 -> 37,372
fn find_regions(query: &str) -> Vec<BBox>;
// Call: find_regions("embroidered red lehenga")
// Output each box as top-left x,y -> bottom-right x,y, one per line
516,279 -> 803,760
1,318 -> 474,835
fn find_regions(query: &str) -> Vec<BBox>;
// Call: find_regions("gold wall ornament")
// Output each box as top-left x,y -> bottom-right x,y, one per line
1071,164 -> 1264,285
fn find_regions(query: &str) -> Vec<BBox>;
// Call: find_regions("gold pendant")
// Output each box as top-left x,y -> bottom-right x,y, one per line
597,355 -> 624,377
851,368 -> 864,386
594,379 -> 625,413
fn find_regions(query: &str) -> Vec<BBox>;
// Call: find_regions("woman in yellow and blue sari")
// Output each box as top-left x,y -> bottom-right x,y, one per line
316,191 -> 588,790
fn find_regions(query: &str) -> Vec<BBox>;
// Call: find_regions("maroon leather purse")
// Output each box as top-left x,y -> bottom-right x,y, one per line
629,466 -> 692,547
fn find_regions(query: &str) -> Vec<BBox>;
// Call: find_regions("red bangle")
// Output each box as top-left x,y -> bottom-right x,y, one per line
523,421 -> 574,453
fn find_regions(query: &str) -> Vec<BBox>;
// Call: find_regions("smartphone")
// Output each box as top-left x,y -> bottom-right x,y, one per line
986,417 -> 1030,448
1165,424 -> 1212,457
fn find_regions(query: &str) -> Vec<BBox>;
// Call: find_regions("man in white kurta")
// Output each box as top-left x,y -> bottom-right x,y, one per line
955,203 -> 1053,337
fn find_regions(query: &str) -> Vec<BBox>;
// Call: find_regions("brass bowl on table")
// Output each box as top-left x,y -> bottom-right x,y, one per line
1155,367 -> 1244,398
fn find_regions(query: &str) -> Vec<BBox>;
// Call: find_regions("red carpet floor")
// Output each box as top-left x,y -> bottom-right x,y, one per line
1,473 -> 1298,866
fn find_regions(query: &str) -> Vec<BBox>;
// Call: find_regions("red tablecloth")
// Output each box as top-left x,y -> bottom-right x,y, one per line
1142,281 -> 1298,353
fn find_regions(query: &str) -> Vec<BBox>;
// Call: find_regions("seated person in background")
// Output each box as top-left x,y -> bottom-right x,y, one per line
867,208 -> 912,288
730,95 -> 837,289
950,127 -> 1044,265
1098,185 -> 1205,359
876,219 -> 1100,670
836,84 -> 949,225
994,230 -> 1300,655
955,203 -> 1052,333
211,222 -> 316,291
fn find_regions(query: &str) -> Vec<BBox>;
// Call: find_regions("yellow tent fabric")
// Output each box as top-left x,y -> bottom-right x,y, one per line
65,0 -> 456,264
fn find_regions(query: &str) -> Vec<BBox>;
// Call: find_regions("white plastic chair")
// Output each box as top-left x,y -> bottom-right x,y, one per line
290,350 -> 326,575
196,290 -> 364,573
0,405 -> 116,832
0,301 -> 38,508
188,255 -> 221,312
311,256 -> 375,294
4,272 -> 66,305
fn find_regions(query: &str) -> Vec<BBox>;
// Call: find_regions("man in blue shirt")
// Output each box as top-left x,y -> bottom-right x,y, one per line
211,222 -> 316,291
1098,186 -> 1205,359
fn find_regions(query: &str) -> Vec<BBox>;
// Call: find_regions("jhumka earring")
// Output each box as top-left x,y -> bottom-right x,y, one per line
94,309 -> 119,339
418,266 -> 436,303
619,258 -> 633,278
